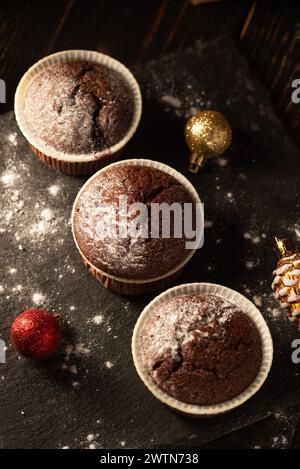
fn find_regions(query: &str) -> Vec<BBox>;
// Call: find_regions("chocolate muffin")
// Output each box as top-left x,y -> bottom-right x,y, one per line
24,61 -> 134,155
140,293 -> 262,406
73,164 -> 196,280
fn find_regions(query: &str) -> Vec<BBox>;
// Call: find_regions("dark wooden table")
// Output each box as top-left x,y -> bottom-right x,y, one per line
0,0 -> 300,450
1,0 -> 300,144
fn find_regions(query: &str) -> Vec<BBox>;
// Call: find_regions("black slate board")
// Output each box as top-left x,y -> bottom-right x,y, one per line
201,406 -> 300,449
0,37 -> 300,449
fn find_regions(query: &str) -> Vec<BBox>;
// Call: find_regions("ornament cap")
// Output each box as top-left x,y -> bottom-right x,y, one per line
53,312 -> 62,324
188,151 -> 205,173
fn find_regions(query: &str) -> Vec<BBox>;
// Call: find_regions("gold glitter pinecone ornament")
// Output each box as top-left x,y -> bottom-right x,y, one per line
185,110 -> 232,173
272,238 -> 300,323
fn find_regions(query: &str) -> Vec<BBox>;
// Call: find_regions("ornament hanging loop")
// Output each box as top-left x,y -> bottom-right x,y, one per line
189,152 -> 205,173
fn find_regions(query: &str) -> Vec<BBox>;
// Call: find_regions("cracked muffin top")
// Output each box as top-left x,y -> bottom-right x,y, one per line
73,164 -> 196,279
140,293 -> 262,406
24,61 -> 134,155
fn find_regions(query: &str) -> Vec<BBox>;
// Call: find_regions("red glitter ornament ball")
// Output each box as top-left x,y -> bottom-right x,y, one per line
11,308 -> 61,359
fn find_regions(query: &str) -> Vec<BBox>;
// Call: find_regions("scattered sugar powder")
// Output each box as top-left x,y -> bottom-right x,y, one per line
40,208 -> 54,222
69,365 -> 78,375
161,95 -> 182,108
271,308 -> 282,319
245,260 -> 256,269
105,361 -> 113,369
92,314 -> 104,325
74,343 -> 90,355
72,381 -> 81,388
48,185 -> 60,197
32,292 -> 46,305
272,435 -> 288,448
216,157 -> 228,167
244,232 -> 261,244
65,343 -> 91,360
186,106 -> 200,117
204,220 -> 213,228
0,155 -> 66,247
30,208 -> 56,237
253,295 -> 262,307
1,170 -> 18,186
7,133 -> 18,146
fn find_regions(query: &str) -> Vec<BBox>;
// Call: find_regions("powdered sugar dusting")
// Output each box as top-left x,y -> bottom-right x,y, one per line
140,293 -> 242,370
65,343 -> 91,359
161,95 -> 182,108
48,185 -> 60,197
24,61 -> 134,157
32,292 -> 46,305
73,165 -> 194,279
1,170 -> 18,186
92,314 -> 104,325
0,150 -> 67,247
0,132 -> 76,305
7,132 -> 18,146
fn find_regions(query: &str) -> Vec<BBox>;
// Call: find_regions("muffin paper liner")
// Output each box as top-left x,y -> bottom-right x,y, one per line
71,159 -> 201,295
14,50 -> 142,175
132,282 -> 273,417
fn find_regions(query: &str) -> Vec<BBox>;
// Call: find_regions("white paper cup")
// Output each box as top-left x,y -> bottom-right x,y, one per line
132,282 -> 273,417
71,159 -> 201,295
14,50 -> 142,175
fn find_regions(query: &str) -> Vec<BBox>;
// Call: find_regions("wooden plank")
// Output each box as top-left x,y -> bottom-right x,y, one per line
240,0 -> 300,146
0,0 -> 72,114
139,0 -> 252,61
0,0 -> 251,113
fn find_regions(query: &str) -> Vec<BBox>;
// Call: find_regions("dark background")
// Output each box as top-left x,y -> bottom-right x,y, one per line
1,0 -> 300,145
1,0 -> 300,450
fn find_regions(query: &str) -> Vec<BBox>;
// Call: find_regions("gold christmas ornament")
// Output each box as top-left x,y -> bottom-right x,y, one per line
272,237 -> 300,324
185,110 -> 232,173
